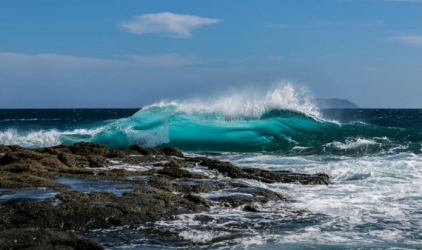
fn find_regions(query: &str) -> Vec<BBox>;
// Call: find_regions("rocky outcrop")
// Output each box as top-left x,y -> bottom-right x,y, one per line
0,142 -> 331,248
0,228 -> 104,250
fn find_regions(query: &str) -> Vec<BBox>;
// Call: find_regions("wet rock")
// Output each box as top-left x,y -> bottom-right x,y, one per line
57,152 -> 81,168
192,183 -> 222,193
0,173 -> 69,190
229,186 -> 286,202
243,204 -> 260,212
211,195 -> 259,208
0,145 -> 11,154
149,176 -> 174,192
129,144 -> 164,156
5,145 -> 26,152
212,186 -> 286,208
56,191 -> 116,203
56,191 -> 90,203
0,159 -> 47,173
243,168 -> 330,185
33,147 -> 62,155
0,151 -> 68,172
160,147 -> 184,157
195,157 -> 244,178
59,168 -> 95,176
157,159 -> 195,168
0,186 -> 210,230
57,152 -> 104,169
157,167 -> 208,179
71,142 -> 126,158
86,155 -> 110,168
184,194 -> 210,207
51,144 -> 73,154
0,228 -> 105,250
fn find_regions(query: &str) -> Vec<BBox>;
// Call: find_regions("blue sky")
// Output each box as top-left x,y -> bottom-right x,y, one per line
1,0 -> 422,108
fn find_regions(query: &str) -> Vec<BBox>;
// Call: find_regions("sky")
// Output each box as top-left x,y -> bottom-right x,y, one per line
0,0 -> 422,108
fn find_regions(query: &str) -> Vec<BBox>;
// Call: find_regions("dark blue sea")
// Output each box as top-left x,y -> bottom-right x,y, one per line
1,88 -> 422,249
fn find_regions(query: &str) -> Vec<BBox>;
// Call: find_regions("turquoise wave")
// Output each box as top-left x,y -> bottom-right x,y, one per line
59,105 -> 422,155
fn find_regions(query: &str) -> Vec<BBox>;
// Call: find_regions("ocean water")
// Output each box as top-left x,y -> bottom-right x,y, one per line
1,85 -> 422,249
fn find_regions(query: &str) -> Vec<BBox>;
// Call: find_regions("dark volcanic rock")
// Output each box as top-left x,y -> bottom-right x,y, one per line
0,228 -> 104,250
195,157 -> 244,178
0,151 -> 68,171
211,186 -> 285,208
156,159 -> 195,168
0,186 -> 210,230
244,168 -> 331,185
129,144 -> 164,156
160,147 -> 184,157
157,167 -> 208,179
149,176 -> 174,192
0,173 -> 69,190
243,204 -> 260,212
0,145 -> 11,154
71,142 -> 127,158
0,142 -> 332,248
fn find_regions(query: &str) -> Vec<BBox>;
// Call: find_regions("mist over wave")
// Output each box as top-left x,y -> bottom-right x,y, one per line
1,83 -> 421,155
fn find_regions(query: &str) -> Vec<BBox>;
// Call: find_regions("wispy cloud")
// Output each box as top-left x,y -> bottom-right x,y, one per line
0,52 -> 202,70
391,35 -> 422,46
268,21 -> 384,29
128,54 -> 199,67
119,12 -> 221,38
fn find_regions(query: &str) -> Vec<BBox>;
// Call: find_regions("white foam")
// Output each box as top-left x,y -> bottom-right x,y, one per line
142,82 -> 322,120
0,127 -> 104,148
326,138 -> 378,150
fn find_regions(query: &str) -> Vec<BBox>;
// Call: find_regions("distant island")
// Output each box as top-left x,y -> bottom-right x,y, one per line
313,98 -> 359,109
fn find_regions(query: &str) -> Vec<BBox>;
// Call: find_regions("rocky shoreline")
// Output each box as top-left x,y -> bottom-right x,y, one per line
0,142 -> 330,249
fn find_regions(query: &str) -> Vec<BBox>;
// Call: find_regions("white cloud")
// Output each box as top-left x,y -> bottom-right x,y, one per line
119,12 -> 221,38
391,35 -> 422,46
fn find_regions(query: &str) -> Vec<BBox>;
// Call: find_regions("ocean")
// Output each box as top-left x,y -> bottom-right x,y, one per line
1,87 -> 422,249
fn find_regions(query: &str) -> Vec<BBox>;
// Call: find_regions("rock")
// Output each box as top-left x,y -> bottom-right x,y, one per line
0,186 -> 210,230
71,142 -> 126,158
51,144 -> 73,154
5,145 -> 26,152
0,172 -> 69,190
0,151 -> 68,172
57,152 -> 80,168
211,195 -> 260,208
160,147 -> 184,157
0,145 -> 11,154
184,194 -> 210,207
157,167 -> 208,179
157,160 -> 195,168
229,186 -> 286,203
149,176 -> 174,192
33,147 -> 61,155
86,155 -> 110,168
195,157 -> 244,178
0,228 -> 104,250
129,144 -> 164,156
243,204 -> 260,212
211,186 -> 285,208
56,191 -> 90,203
243,168 -> 331,185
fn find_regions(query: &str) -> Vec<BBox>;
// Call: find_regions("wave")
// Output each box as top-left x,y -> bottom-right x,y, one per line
1,84 -> 421,155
